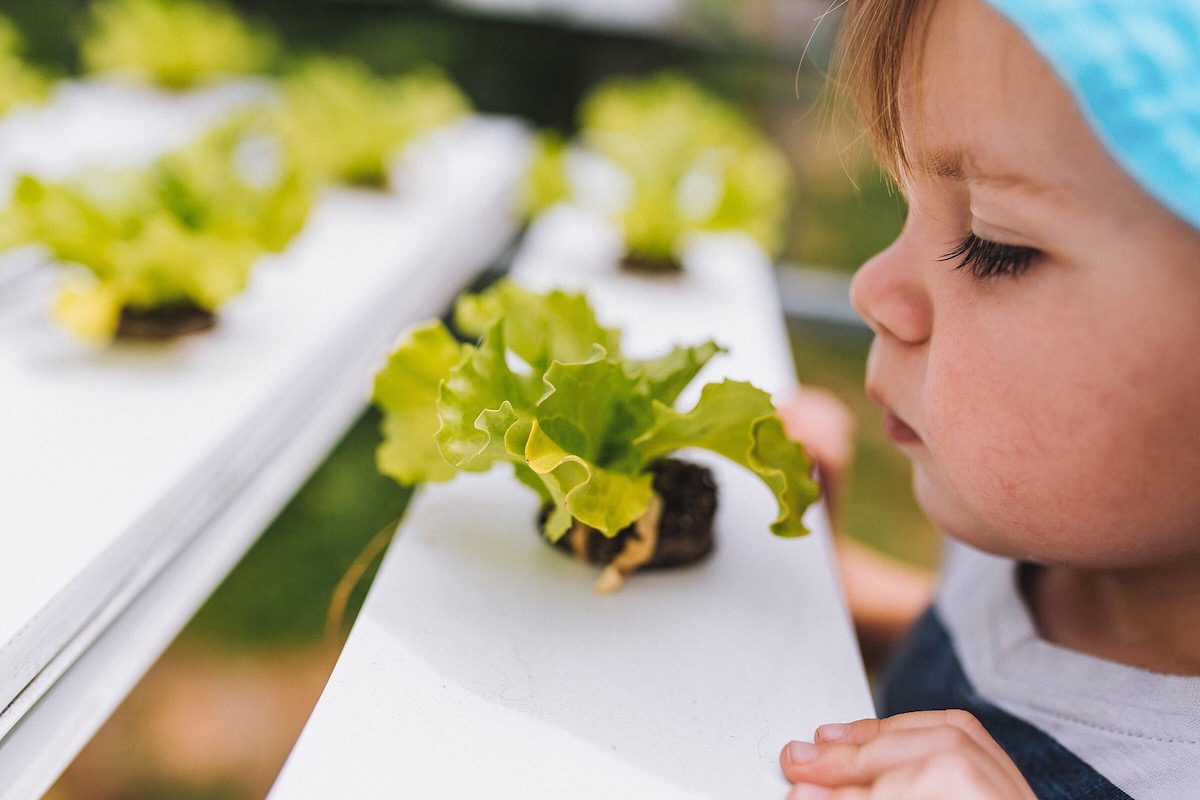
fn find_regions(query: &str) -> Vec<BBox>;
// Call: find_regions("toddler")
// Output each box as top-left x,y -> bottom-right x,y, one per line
778,0 -> 1200,797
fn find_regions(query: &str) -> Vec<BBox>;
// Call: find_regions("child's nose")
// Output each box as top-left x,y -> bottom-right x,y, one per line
849,239 -> 933,345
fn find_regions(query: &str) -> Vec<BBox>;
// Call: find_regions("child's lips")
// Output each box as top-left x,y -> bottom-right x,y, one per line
883,410 -> 922,445
866,385 -> 923,445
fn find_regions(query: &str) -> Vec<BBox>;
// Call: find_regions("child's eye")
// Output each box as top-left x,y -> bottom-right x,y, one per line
939,233 -> 1039,279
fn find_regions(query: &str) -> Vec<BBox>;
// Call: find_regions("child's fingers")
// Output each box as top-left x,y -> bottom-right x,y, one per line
780,715 -> 1040,800
814,718 -> 882,744
776,386 -> 855,513
777,386 -> 856,471
859,710 -> 1031,788
811,714 -> 947,746
782,725 -> 1012,788
787,781 -> 861,799
815,710 -> 989,745
787,756 -> 1017,800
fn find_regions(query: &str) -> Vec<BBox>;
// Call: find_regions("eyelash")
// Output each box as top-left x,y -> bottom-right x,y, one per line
939,233 -> 1040,279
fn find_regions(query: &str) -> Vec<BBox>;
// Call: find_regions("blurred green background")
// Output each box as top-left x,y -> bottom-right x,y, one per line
5,2 -> 935,797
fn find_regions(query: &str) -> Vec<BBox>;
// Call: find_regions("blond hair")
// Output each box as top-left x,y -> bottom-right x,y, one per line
832,0 -> 935,180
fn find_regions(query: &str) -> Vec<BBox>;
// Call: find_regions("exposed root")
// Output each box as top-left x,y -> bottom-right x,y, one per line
566,518 -> 592,562
594,492 -> 663,594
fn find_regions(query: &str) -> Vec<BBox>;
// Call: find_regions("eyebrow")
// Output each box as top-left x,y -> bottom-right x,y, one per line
916,148 -> 968,180
913,147 -> 1036,190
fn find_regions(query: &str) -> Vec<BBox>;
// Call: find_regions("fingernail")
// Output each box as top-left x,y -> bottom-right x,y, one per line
791,785 -> 833,800
816,723 -> 848,741
785,740 -> 818,764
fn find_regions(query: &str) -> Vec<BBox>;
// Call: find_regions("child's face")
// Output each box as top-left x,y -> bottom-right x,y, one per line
850,0 -> 1200,568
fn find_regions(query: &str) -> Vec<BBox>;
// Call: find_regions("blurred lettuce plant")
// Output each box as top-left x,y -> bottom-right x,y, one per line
279,57 -> 471,187
80,0 -> 278,89
528,73 -> 793,268
521,131 -> 572,218
3,113 -> 312,340
0,16 -> 51,115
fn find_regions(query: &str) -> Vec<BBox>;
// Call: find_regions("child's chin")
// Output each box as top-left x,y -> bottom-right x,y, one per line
911,470 -> 1006,551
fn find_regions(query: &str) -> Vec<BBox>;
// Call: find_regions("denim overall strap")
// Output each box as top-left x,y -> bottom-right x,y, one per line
880,608 -> 1133,800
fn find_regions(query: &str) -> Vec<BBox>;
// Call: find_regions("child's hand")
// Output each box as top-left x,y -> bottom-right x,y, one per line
776,386 -> 856,513
779,386 -> 934,667
779,711 -> 1039,800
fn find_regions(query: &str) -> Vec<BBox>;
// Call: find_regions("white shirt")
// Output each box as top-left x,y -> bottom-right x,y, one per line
935,543 -> 1200,800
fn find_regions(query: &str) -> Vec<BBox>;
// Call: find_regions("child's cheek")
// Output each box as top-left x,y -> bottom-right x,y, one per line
918,335 -> 1105,557
919,387 -> 1055,553
922,343 -> 1183,565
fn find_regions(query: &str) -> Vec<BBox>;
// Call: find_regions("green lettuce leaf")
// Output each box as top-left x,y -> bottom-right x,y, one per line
525,419 -> 654,541
623,340 -> 723,407
0,16 -> 50,116
3,113 -> 313,340
371,280 -> 818,544
80,0 -> 278,89
280,57 -> 470,186
453,281 -> 619,373
570,72 -> 793,261
435,322 -> 542,471
372,321 -> 466,484
154,113 -> 314,253
520,355 -> 655,537
521,131 -> 572,219
635,380 -> 817,537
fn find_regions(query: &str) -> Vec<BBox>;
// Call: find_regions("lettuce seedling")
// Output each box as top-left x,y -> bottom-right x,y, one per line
279,57 -> 471,187
525,73 -> 793,270
3,112 -> 312,340
373,281 -> 818,590
80,0 -> 278,89
0,16 -> 50,116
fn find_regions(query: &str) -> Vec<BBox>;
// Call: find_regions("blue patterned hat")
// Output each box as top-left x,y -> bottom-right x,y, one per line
985,0 -> 1200,232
